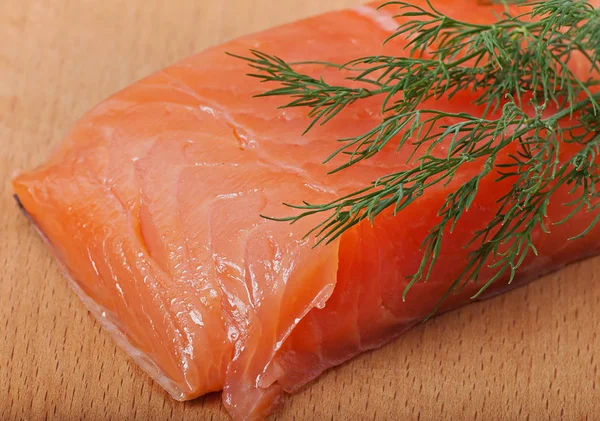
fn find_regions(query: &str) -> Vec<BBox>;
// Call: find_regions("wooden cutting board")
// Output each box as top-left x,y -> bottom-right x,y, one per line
1,1 -> 599,420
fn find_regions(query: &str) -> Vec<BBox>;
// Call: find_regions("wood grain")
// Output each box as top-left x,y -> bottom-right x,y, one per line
1,1 -> 599,420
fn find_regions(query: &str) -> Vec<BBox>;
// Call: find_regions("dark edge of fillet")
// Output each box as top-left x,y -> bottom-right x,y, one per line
14,194 -> 27,215
14,194 -> 40,229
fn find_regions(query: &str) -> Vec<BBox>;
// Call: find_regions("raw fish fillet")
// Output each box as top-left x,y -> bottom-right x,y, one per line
12,1 -> 600,419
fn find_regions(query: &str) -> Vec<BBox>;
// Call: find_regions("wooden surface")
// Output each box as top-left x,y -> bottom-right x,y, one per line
1,1 -> 599,420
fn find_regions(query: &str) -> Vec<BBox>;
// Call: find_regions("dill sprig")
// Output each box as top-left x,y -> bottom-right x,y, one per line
233,0 -> 600,315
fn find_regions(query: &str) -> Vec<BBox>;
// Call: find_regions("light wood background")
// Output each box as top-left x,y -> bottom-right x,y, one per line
1,1 -> 599,420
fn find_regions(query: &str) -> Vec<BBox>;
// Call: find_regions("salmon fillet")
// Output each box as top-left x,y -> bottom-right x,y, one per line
13,1 -> 600,420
